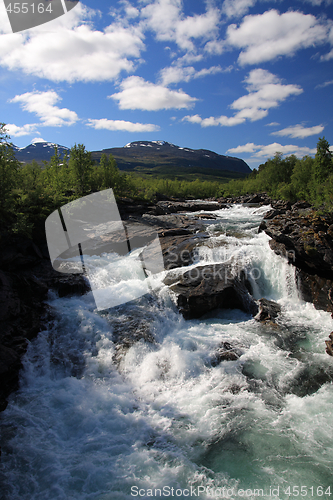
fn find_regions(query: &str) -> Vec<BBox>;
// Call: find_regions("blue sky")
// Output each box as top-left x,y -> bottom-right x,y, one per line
1,0 -> 333,169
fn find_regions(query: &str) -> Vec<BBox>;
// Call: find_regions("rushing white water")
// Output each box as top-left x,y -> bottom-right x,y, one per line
1,205 -> 333,500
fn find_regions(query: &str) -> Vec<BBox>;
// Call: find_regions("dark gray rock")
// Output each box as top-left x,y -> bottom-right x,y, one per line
165,262 -> 258,319
210,342 -> 243,365
153,200 -> 225,215
260,207 -> 333,314
296,270 -> 333,314
254,298 -> 281,323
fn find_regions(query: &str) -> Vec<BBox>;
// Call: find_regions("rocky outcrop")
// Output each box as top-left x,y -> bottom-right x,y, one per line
164,262 -> 258,319
259,202 -> 333,314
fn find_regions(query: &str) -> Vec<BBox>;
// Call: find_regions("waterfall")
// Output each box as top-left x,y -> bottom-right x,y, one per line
1,205 -> 333,500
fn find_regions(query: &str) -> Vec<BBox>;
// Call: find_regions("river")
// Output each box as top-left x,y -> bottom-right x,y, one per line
1,204 -> 333,500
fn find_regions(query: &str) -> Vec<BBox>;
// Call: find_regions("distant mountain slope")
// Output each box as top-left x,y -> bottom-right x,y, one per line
91,141 -> 251,175
13,141 -> 70,164
13,140 -> 251,181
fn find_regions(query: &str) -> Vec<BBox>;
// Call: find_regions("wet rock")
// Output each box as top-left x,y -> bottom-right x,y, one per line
262,210 -> 333,277
160,233 -> 209,270
153,200 -> 225,215
165,262 -> 258,319
111,314 -> 156,366
325,332 -> 333,356
210,341 -> 243,365
254,298 -> 282,323
296,270 -> 333,313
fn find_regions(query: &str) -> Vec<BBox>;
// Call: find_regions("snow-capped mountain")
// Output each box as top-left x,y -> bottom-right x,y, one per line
92,141 -> 251,174
13,141 -> 70,164
13,139 -> 251,176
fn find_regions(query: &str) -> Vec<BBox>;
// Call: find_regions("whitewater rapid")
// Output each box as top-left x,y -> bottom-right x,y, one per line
1,205 -> 333,500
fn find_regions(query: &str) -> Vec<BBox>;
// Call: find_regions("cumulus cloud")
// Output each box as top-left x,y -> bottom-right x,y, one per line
271,124 -> 325,139
183,69 -> 302,128
141,0 -> 221,53
226,9 -> 330,65
5,123 -> 38,137
0,4 -> 145,82
87,118 -> 160,132
109,76 -> 197,110
159,64 -> 223,85
10,91 -> 79,127
222,0 -> 257,19
227,142 -> 317,158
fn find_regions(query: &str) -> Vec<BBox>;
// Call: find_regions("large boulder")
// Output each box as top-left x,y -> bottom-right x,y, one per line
164,262 -> 258,319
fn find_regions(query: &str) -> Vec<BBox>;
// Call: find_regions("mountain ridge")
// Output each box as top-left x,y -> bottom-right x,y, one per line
13,140 -> 251,180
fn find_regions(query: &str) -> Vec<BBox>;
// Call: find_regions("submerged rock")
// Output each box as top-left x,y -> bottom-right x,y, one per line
165,262 -> 258,319
210,342 -> 243,365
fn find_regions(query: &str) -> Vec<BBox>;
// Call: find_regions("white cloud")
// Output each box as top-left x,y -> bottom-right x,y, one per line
222,0 -> 257,19
10,91 -> 79,127
227,142 -> 317,158
266,122 -> 280,127
87,118 -> 160,133
183,69 -> 302,128
315,79 -> 333,88
230,69 -> 303,120
159,64 -> 223,85
141,0 -> 221,53
32,137 -> 46,143
272,124 -> 325,139
109,76 -> 197,110
0,4 -> 145,82
301,0 -> 332,5
226,9 -> 330,65
5,123 -> 38,137
321,25 -> 333,61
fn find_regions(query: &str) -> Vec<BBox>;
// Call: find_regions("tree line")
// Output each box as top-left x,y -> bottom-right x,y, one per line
223,137 -> 333,207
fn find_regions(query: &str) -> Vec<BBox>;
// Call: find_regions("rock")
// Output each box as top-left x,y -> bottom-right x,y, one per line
260,206 -> 333,315
165,262 -> 258,319
110,313 -> 156,366
254,298 -> 281,323
296,270 -> 333,313
153,200 -> 224,215
325,332 -> 333,356
210,341 -> 243,365
160,233 -> 209,270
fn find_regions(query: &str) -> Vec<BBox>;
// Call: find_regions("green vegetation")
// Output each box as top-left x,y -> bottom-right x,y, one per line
0,121 -> 331,241
223,137 -> 333,209
0,125 -> 226,238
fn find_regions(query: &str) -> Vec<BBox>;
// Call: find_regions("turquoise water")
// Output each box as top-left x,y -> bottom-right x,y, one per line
1,205 -> 333,500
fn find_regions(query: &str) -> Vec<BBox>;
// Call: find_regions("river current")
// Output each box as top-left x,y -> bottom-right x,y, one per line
1,204 -> 333,500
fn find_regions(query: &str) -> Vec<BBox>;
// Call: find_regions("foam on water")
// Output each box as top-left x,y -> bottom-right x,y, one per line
1,205 -> 333,500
